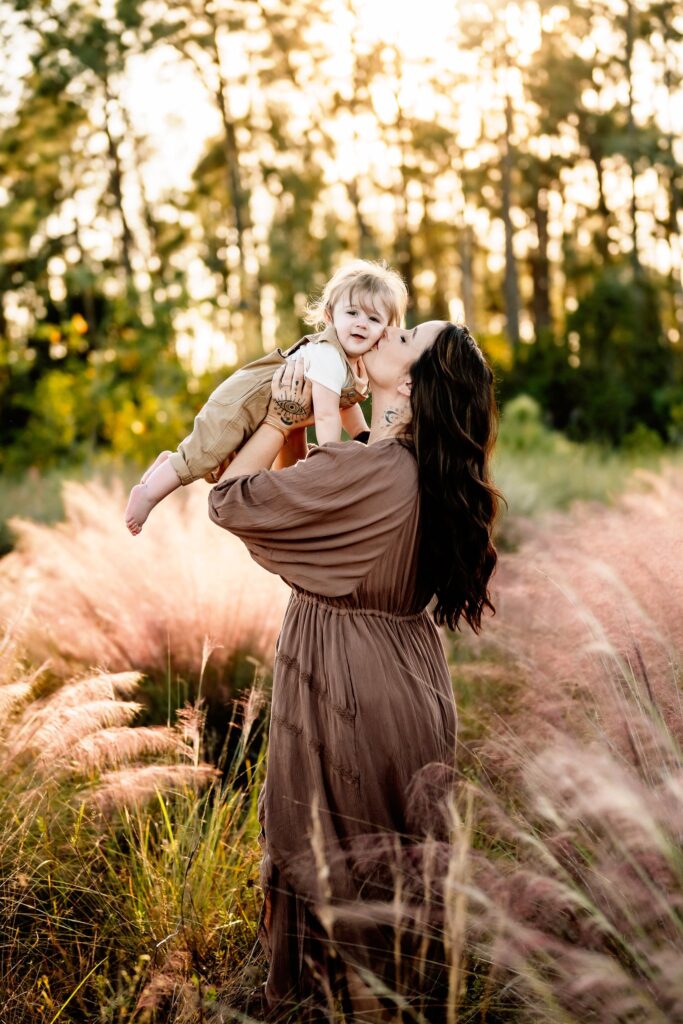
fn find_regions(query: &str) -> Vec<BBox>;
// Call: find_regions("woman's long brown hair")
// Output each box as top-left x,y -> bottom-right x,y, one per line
406,323 -> 502,632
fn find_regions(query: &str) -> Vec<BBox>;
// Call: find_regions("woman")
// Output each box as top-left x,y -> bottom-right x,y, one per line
208,320 -> 500,1022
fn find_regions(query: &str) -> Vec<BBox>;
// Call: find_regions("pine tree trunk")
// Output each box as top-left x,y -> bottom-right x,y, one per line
585,138 -> 611,264
346,178 -> 375,259
204,5 -> 250,264
501,93 -> 520,347
458,223 -> 476,333
72,224 -> 97,329
204,4 -> 263,355
663,66 -> 683,330
395,183 -> 416,324
530,185 -> 552,338
411,180 -> 446,318
120,104 -> 172,289
102,82 -> 133,282
394,81 -> 417,320
624,0 -> 641,274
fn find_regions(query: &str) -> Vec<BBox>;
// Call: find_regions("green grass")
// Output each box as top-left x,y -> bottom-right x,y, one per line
0,709 -> 268,1023
493,440 -> 673,518
492,396 -> 682,544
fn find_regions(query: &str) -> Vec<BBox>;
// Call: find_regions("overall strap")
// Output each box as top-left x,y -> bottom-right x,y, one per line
314,325 -> 370,399
287,325 -> 370,399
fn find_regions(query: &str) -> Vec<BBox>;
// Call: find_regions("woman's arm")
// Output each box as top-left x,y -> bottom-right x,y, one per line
216,359 -> 312,483
273,427 -> 309,469
215,422 -> 284,483
207,427 -> 415,598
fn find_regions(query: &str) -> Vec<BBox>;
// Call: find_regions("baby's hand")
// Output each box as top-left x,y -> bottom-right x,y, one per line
141,450 -> 171,484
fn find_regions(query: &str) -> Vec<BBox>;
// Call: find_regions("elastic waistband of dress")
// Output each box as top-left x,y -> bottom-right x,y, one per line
290,590 -> 430,622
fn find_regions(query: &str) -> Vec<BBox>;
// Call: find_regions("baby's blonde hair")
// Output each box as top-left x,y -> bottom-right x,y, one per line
304,259 -> 407,328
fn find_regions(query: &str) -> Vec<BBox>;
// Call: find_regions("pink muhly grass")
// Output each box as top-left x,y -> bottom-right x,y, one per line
0,637 -> 262,1019
6,670 -> 143,767
88,763 -> 218,814
1,665 -> 217,812
0,621 -> 47,716
0,477 -> 288,686
0,679 -> 34,718
68,725 -> 186,772
444,465 -> 683,1021
459,463 -> 683,784
311,732 -> 683,1020
233,676 -> 269,748
463,728 -> 683,1022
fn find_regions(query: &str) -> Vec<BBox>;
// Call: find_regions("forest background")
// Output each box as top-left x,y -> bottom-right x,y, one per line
2,0 -> 683,485
2,2 -> 683,1021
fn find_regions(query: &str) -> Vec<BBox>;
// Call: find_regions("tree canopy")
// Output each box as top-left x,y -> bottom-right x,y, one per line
1,0 -> 683,468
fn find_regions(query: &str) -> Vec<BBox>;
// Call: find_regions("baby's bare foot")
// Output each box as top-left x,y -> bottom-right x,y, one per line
125,483 -> 156,535
141,450 -> 171,484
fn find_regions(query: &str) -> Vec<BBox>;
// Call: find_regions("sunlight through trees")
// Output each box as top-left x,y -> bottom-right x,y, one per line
2,0 -> 683,466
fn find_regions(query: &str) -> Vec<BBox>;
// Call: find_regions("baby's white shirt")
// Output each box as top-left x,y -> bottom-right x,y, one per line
285,340 -> 347,395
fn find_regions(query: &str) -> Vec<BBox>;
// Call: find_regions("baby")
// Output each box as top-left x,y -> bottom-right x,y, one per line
125,259 -> 407,534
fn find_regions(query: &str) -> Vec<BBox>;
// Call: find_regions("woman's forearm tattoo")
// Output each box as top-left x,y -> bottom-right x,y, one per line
275,397 -> 308,425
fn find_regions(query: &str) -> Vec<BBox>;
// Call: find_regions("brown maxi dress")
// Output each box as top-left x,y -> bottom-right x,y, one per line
208,438 -> 458,1021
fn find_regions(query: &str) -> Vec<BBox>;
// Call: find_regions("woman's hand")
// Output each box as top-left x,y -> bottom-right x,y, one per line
264,357 -> 314,435
214,359 -> 313,485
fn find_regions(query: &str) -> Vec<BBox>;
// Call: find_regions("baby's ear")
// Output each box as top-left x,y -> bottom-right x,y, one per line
323,306 -> 333,324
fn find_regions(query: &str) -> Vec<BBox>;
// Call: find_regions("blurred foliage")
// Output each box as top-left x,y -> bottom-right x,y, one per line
492,393 -> 676,527
503,268 -> 683,445
0,287 -> 222,473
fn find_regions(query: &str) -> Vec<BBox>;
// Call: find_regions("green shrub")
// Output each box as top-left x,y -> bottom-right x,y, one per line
502,266 -> 683,446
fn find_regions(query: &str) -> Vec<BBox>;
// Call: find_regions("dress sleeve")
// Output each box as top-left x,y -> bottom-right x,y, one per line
207,441 -> 416,597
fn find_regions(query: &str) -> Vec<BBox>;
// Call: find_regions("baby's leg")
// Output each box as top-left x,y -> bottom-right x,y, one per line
125,458 -> 181,535
141,449 -> 172,484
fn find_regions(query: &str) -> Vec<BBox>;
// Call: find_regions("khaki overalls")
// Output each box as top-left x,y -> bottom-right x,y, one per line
168,324 -> 369,485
